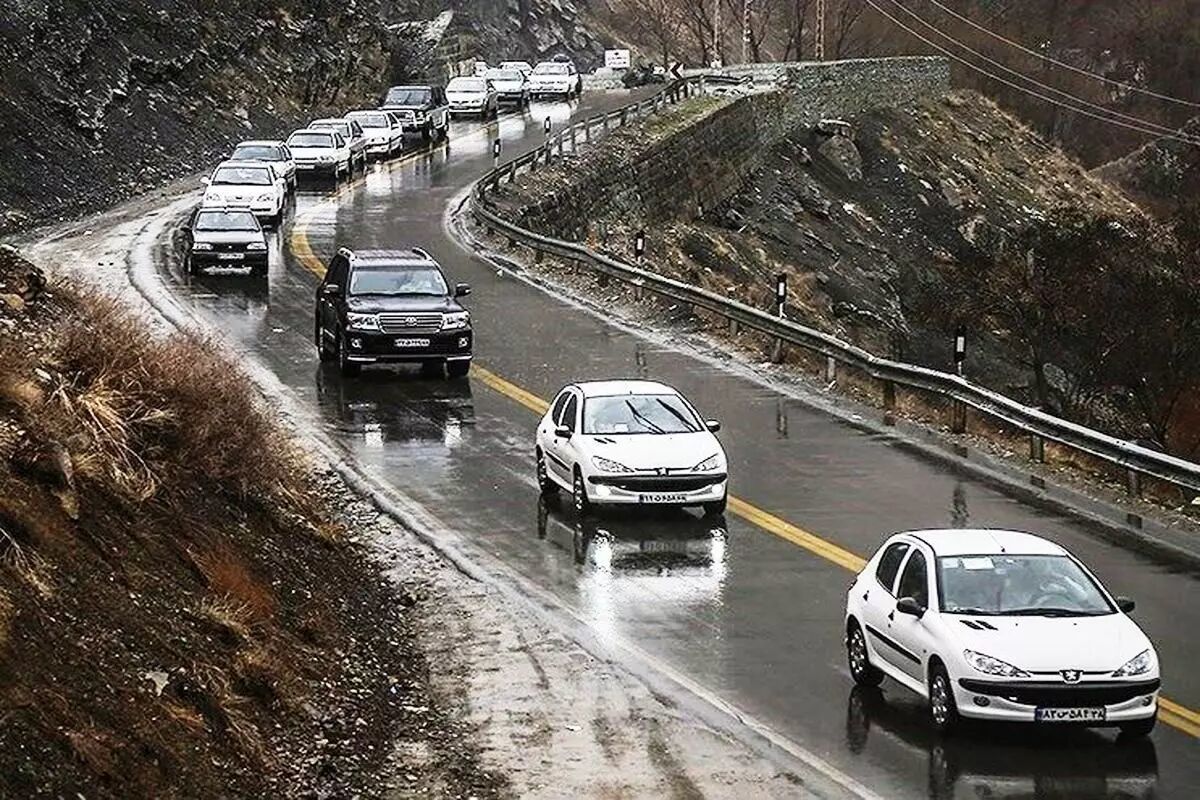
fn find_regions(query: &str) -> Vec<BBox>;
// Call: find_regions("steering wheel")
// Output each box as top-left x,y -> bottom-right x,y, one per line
1027,589 -> 1075,608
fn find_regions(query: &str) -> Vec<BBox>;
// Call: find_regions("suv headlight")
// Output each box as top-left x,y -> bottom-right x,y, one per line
346,312 -> 380,332
316,153 -> 333,162
592,456 -> 634,473
246,242 -> 267,251
964,650 -> 1030,678
693,454 -> 722,472
192,242 -> 213,251
1112,649 -> 1153,677
441,311 -> 470,331
255,193 -> 274,202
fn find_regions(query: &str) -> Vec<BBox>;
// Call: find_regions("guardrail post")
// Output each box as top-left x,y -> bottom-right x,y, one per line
882,381 -> 897,425
1029,433 -> 1045,462
951,400 -> 967,434
620,108 -> 627,126
1126,469 -> 1142,497
825,356 -> 836,384
603,114 -> 611,131
508,162 -> 517,183
729,318 -> 739,336
570,127 -> 577,150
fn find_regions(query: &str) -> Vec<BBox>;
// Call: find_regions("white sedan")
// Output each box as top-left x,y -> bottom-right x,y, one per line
200,161 -> 286,225
845,529 -> 1159,738
535,380 -> 728,516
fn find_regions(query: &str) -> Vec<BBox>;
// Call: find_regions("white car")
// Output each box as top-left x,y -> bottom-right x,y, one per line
485,68 -> 529,107
500,61 -> 534,78
309,118 -> 368,171
229,140 -> 296,192
528,59 -> 581,99
285,128 -> 352,179
200,161 -> 286,224
535,380 -> 728,516
344,110 -> 405,159
445,76 -> 499,118
845,529 -> 1159,738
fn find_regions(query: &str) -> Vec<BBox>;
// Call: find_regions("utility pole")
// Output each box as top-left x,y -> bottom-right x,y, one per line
815,0 -> 826,60
713,0 -> 721,67
742,0 -> 751,63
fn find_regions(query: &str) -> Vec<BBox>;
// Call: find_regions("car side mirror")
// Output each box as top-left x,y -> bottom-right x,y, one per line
454,282 -> 472,298
1116,596 -> 1136,614
705,419 -> 721,433
554,425 -> 572,439
896,597 -> 926,618
200,177 -> 210,186
322,283 -> 341,296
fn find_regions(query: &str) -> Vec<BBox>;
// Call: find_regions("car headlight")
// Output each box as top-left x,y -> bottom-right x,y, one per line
592,456 -> 634,473
255,193 -> 274,202
1112,649 -> 1153,677
964,650 -> 1030,678
346,312 -> 380,332
246,242 -> 267,251
441,311 -> 470,331
316,154 -> 333,162
203,192 -> 220,202
192,242 -> 213,251
414,112 -> 425,122
693,454 -> 722,472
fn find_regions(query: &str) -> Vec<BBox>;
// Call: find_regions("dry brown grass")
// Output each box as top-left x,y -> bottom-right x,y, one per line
0,586 -> 12,647
197,595 -> 256,644
192,663 -> 271,766
192,547 -> 276,624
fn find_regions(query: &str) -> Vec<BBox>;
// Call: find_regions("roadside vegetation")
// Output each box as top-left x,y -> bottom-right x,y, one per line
0,246 -> 502,797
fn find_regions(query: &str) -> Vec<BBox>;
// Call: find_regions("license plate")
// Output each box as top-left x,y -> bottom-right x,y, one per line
393,338 -> 431,348
638,493 -> 688,504
1035,707 -> 1106,722
217,253 -> 244,261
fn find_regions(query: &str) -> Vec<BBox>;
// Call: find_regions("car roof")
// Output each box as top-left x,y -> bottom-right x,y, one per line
572,380 -> 680,398
214,160 -> 273,170
896,529 -> 1067,557
343,248 -> 439,268
234,139 -> 284,147
289,128 -> 333,137
388,84 -> 432,91
311,117 -> 348,124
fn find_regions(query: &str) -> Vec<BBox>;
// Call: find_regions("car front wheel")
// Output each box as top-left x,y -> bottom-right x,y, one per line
1118,715 -> 1157,740
847,622 -> 884,687
572,468 -> 591,517
336,330 -> 360,376
447,360 -> 470,379
929,664 -> 959,733
536,449 -> 557,495
703,494 -> 727,516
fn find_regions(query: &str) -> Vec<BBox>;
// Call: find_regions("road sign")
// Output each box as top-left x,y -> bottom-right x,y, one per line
492,138 -> 501,159
669,62 -> 683,80
634,230 -> 646,259
775,273 -> 787,316
605,49 -> 631,70
544,116 -> 552,137
954,325 -> 966,374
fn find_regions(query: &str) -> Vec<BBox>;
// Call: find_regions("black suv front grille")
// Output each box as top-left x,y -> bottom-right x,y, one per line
378,312 -> 442,335
959,679 -> 1159,707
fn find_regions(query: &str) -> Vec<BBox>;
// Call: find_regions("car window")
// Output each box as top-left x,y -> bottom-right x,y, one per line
231,144 -> 281,161
562,394 -> 579,432
288,132 -> 335,148
874,542 -> 909,594
194,210 -> 259,231
384,87 -> 431,106
937,554 -> 1114,616
581,393 -> 702,435
327,255 -> 349,287
348,112 -> 389,128
349,266 -> 448,297
333,132 -> 346,147
550,391 -> 571,424
350,121 -> 363,136
211,166 -> 272,186
448,78 -> 485,92
534,63 -> 569,75
897,550 -> 929,608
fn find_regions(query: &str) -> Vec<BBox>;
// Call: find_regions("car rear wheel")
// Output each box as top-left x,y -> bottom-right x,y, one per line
847,622 -> 884,687
336,330 -> 360,377
1118,715 -> 1157,740
572,468 -> 591,517
536,449 -> 557,495
447,360 -> 470,379
929,664 -> 959,734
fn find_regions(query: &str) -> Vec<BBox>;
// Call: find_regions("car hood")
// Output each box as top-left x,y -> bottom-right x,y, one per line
345,295 -> 460,314
205,184 -> 272,200
193,230 -> 264,245
361,129 -> 391,140
947,613 -> 1153,673
491,80 -> 524,91
580,431 -> 723,471
448,91 -> 487,100
530,74 -> 571,84
289,146 -> 337,157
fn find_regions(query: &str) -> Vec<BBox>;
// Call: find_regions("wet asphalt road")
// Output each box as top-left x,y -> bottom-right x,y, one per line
157,93 -> 1197,798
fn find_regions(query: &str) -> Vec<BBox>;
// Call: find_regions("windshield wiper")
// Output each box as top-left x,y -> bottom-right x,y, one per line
998,607 -> 1099,617
655,398 -> 699,432
625,400 -> 666,434
944,607 -> 1000,616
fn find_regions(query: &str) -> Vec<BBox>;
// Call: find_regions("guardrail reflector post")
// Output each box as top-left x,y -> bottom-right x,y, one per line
604,114 -> 610,131
508,162 -> 517,183
1029,433 -> 1044,462
1126,469 -> 1142,497
570,127 -> 577,149
620,108 -> 627,126
883,381 -> 897,425
729,318 -> 739,335
825,356 -> 836,384
951,400 -> 967,434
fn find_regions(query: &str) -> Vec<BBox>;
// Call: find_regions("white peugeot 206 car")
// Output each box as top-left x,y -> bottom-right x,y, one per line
535,380 -> 727,516
845,529 -> 1159,738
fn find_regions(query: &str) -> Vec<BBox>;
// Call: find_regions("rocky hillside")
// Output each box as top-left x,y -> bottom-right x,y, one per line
0,0 -> 396,235
1092,118 -> 1200,217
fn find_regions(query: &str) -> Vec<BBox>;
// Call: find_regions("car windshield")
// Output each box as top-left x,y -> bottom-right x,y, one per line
533,63 -> 569,75
287,132 -> 333,148
501,62 -> 529,71
311,121 -> 349,136
384,87 -> 430,106
486,70 -> 520,82
938,555 -> 1114,616
211,166 -> 271,186
194,210 -> 259,231
348,113 -> 388,128
231,145 -> 281,161
448,78 -> 485,92
583,394 -> 702,435
349,267 -> 447,296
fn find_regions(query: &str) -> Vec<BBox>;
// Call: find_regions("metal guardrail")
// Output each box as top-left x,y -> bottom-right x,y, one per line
467,77 -> 1200,497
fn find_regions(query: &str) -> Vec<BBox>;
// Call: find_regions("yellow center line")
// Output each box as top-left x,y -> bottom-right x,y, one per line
285,122 -> 1200,742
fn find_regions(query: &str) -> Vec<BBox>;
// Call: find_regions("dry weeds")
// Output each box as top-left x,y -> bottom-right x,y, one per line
192,547 -> 276,624
197,595 -> 256,644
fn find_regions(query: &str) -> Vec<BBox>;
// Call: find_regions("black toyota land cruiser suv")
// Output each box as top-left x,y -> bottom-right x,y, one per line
314,247 -> 472,378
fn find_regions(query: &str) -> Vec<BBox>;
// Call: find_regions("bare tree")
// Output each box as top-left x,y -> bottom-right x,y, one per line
626,0 -> 686,66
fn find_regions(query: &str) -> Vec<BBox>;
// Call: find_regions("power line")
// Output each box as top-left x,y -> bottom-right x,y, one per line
925,0 -> 1200,109
879,0 -> 1199,142
862,0 -> 1200,146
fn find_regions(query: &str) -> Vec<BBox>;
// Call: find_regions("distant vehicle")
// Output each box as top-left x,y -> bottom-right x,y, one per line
344,110 -> 405,159
380,85 -> 450,141
182,207 -> 269,278
528,60 -> 582,99
500,60 -> 534,78
285,129 -> 352,179
229,140 -> 296,192
535,380 -> 728,516
485,68 -> 529,107
309,118 -> 368,171
200,161 -> 286,224
314,247 -> 473,378
445,76 -> 499,119
845,529 -> 1160,738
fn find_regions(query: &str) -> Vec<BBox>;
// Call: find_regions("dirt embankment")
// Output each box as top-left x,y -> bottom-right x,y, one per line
0,1 -> 396,236
0,246 -> 504,798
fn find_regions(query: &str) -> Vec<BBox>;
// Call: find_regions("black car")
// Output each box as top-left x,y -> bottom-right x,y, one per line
183,207 -> 269,278
315,247 -> 472,377
380,85 -> 450,141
